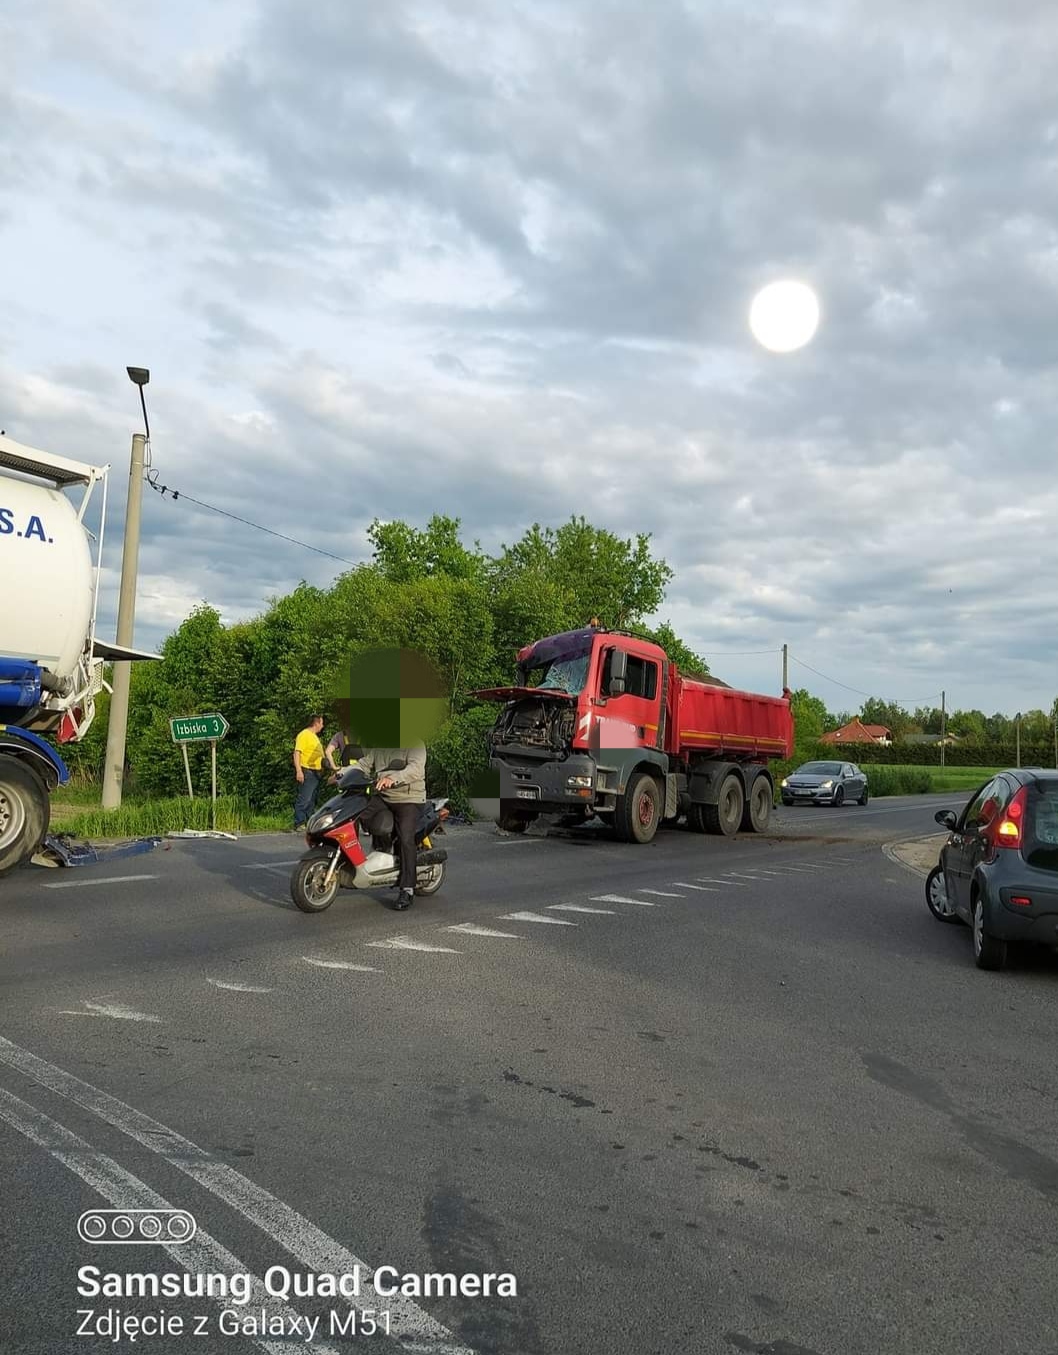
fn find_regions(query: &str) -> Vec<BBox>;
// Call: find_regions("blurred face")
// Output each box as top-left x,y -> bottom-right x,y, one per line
332,648 -> 447,747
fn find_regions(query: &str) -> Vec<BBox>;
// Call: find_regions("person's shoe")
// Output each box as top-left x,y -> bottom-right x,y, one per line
392,889 -> 413,910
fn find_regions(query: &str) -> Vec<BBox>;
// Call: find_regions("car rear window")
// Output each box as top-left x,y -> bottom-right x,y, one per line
1026,787 -> 1058,872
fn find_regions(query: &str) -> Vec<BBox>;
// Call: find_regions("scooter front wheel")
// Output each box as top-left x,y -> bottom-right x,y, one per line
414,862 -> 446,896
291,848 -> 341,912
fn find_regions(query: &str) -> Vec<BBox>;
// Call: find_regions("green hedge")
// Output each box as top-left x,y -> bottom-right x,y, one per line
802,741 -> 1057,768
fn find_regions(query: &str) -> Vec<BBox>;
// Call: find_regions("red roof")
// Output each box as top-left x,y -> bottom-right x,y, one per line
820,718 -> 891,744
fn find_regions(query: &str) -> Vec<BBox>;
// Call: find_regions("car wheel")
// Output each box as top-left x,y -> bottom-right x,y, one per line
972,894 -> 1007,971
925,865 -> 960,924
832,786 -> 845,807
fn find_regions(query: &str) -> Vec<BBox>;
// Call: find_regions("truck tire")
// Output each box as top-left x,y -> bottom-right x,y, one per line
696,772 -> 744,837
614,773 -> 661,844
497,813 -> 530,834
741,777 -> 772,833
0,759 -> 50,877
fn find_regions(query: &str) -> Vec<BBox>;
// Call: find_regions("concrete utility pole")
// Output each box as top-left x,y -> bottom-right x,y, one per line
1015,712 -> 1022,770
782,643 -> 788,690
940,690 -> 946,769
101,431 -> 147,809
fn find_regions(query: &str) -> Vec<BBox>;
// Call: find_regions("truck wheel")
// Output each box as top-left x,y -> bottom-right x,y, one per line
0,760 -> 50,877
698,773 -> 744,837
741,778 -> 772,833
497,814 -> 530,834
614,773 -> 661,844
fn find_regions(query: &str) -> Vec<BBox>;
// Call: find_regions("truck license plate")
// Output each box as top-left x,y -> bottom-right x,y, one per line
516,789 -> 539,800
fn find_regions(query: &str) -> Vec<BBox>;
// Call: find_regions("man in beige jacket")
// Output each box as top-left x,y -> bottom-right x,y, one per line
354,745 -> 427,909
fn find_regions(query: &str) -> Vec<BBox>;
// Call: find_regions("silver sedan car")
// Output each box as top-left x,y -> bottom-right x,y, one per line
780,760 -> 869,807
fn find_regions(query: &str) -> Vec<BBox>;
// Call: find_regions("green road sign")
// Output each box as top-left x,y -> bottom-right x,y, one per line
170,713 -> 229,743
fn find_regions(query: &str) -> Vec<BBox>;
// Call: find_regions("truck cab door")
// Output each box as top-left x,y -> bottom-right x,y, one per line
595,648 -> 662,751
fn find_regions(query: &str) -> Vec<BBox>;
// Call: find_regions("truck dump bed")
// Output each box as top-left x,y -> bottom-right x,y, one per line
671,675 -> 793,761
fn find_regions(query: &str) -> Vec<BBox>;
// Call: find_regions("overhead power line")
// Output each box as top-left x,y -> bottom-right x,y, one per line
703,648 -> 784,656
143,454 -> 359,567
789,653 -> 942,707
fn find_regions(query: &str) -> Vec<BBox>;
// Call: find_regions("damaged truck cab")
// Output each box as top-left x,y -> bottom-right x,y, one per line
474,624 -> 794,844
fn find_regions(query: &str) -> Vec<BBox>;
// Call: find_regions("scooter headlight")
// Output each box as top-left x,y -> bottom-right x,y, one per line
314,812 -> 336,830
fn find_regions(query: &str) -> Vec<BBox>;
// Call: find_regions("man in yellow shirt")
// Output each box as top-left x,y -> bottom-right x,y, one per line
292,714 -> 326,830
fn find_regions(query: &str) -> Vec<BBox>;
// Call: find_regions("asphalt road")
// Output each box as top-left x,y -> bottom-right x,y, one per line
1,793 -> 1057,1355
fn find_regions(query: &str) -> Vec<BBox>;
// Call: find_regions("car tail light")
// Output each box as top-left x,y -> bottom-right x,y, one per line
995,787 -> 1028,849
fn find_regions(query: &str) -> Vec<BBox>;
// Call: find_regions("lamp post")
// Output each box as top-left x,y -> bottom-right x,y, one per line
101,368 -> 150,810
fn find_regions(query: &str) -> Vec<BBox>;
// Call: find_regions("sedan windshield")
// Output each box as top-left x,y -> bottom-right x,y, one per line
796,762 -> 843,775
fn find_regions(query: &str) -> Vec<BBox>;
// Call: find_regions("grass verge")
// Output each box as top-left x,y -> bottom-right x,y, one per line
59,795 -> 289,839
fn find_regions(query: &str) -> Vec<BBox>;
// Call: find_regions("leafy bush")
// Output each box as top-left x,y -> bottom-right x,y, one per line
62,795 -> 287,839
862,766 -> 932,796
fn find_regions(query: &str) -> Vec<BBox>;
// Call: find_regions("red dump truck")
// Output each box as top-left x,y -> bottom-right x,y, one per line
474,623 -> 794,843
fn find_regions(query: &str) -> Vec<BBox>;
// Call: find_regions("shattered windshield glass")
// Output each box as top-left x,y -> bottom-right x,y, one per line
526,652 -> 591,695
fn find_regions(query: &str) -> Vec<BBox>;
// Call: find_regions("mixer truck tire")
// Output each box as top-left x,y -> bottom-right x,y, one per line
614,772 -> 661,844
0,760 -> 50,877
693,772 -> 744,837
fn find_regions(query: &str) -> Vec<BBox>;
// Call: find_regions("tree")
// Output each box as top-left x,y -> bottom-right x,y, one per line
789,689 -> 830,743
859,698 -> 914,740
489,516 -> 673,630
368,515 -> 487,584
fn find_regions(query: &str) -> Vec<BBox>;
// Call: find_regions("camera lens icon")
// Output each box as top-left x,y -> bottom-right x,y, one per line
78,1209 -> 197,1245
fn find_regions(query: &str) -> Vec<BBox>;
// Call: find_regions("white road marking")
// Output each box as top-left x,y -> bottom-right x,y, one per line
724,872 -> 767,880
445,923 -> 525,938
0,1037 -> 477,1355
548,904 -> 615,914
638,889 -> 684,897
752,869 -> 788,876
794,863 -> 826,870
671,881 -> 719,892
302,958 -> 382,971
0,1086 -> 341,1355
591,894 -> 658,906
695,877 -> 746,886
42,873 -> 157,890
58,1001 -> 162,1023
208,980 -> 274,993
780,865 -> 818,873
493,837 -> 544,844
499,911 -> 577,925
367,936 -> 462,952
246,859 -> 301,870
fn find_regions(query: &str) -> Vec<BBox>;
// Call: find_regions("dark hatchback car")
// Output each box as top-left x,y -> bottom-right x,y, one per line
928,768 -> 1058,970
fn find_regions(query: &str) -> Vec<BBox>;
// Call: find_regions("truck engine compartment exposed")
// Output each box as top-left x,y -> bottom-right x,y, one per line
488,696 -> 575,756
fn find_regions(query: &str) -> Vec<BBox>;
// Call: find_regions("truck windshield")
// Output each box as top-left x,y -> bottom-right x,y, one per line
524,653 -> 591,695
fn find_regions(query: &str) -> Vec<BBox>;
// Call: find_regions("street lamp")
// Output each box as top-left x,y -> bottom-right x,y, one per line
101,367 -> 151,810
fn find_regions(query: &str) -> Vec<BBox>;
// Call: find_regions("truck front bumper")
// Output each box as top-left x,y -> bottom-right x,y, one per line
491,754 -> 599,817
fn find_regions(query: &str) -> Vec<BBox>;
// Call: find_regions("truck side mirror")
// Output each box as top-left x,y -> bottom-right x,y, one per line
608,649 -> 627,696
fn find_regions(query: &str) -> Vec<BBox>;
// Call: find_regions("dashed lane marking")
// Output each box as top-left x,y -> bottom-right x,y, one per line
499,911 -> 578,926
42,874 -> 157,890
367,936 -> 462,952
0,1036 -> 477,1355
245,859 -> 301,870
723,872 -> 768,880
302,958 -> 382,971
207,980 -> 274,993
444,924 -> 525,938
638,889 -> 684,897
548,904 -> 615,914
671,882 -> 720,892
592,894 -> 658,906
695,877 -> 746,886
58,1002 -> 161,1023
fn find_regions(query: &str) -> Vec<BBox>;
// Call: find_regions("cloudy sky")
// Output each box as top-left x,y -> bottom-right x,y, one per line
3,0 -> 1057,720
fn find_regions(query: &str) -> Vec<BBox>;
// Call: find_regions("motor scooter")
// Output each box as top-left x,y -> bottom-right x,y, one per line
290,763 -> 449,913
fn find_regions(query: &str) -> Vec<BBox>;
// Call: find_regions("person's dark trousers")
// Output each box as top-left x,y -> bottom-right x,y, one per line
294,769 -> 321,828
390,802 -> 420,891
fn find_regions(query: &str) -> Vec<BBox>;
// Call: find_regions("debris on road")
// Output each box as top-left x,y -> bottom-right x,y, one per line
31,833 -> 164,868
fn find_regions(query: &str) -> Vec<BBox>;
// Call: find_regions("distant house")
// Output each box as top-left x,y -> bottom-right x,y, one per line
901,733 -> 961,746
820,719 -> 892,746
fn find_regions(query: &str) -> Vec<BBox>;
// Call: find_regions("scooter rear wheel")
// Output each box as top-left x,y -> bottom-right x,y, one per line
291,848 -> 341,912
